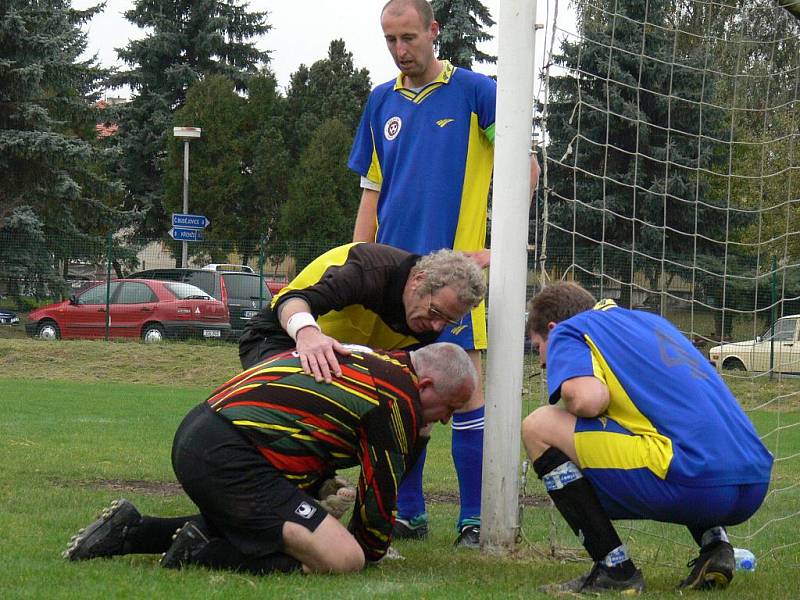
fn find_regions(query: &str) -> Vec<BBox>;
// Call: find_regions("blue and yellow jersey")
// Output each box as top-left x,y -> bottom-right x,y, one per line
347,62 -> 494,351
347,61 -> 495,255
545,301 -> 773,487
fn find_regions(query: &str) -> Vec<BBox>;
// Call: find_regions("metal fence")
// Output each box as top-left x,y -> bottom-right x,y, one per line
1,230 -> 795,368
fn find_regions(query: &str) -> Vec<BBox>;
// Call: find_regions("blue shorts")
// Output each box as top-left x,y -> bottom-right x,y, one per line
436,301 -> 487,351
575,417 -> 768,528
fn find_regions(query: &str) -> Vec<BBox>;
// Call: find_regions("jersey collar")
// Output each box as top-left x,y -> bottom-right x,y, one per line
393,60 -> 456,93
593,299 -> 618,311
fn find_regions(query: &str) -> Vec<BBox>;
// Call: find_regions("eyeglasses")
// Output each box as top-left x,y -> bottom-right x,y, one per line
427,294 -> 463,326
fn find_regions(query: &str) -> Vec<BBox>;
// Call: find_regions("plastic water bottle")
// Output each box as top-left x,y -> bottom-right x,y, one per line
733,548 -> 756,572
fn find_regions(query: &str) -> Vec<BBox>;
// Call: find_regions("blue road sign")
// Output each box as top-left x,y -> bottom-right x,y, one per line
172,213 -> 210,229
169,227 -> 203,242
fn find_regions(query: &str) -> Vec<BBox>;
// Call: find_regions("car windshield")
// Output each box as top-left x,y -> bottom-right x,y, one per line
221,273 -> 270,299
760,318 -> 797,342
165,282 -> 212,300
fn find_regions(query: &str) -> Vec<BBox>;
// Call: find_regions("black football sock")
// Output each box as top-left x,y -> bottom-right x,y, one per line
192,538 -> 302,575
123,514 -> 202,554
689,525 -> 729,549
533,447 -> 636,579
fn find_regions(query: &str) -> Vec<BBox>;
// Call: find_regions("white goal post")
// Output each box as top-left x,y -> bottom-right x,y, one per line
481,0 -> 538,550
483,0 -> 800,558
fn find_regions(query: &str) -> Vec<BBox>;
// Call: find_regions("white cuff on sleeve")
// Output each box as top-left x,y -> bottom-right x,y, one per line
360,176 -> 381,192
286,311 -> 320,341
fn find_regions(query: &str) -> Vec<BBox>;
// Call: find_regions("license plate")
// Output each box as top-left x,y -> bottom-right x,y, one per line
203,329 -> 221,338
243,310 -> 258,319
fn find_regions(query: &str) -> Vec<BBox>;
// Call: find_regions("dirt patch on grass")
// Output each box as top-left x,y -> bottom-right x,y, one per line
64,480 -> 551,506
76,478 -> 184,496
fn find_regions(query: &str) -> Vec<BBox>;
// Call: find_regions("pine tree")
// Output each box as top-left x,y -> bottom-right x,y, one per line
431,0 -> 495,68
284,40 -> 371,163
240,72 -> 291,260
0,0 -> 126,297
543,0 -> 738,311
111,0 -> 270,241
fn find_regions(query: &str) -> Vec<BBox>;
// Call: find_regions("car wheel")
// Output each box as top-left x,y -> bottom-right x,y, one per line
36,320 -> 60,340
722,358 -> 746,371
142,323 -> 165,343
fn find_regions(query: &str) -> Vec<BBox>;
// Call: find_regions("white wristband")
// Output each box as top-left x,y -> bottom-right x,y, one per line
286,311 -> 320,341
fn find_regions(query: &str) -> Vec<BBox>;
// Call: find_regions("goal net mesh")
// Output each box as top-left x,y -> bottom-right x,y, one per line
521,0 -> 800,567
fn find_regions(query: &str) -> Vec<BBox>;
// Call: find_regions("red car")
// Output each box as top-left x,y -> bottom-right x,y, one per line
25,279 -> 231,343
265,275 -> 288,296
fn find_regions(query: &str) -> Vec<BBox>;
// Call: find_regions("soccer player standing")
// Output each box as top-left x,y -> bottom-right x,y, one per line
348,0 -> 540,548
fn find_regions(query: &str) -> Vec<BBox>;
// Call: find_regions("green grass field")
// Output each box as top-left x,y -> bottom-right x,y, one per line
1,338 -> 800,599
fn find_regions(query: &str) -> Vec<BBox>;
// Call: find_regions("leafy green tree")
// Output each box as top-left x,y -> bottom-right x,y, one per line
431,0 -> 495,68
0,0 -> 126,298
111,0 -> 271,241
163,72 -> 290,266
284,40 -> 371,162
240,72 -> 291,261
278,119 -> 362,269
669,0 -> 800,332
164,75 -> 247,262
696,1 -> 800,263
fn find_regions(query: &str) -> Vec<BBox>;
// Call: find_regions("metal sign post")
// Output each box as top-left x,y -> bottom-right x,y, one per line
173,127 -> 202,267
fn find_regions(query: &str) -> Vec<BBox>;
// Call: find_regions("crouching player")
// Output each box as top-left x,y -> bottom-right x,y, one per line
522,282 -> 773,594
63,343 -> 476,574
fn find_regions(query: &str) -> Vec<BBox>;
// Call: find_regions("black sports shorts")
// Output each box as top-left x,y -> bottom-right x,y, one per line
171,402 -> 328,557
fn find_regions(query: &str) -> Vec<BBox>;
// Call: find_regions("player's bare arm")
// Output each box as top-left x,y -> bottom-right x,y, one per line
560,376 -> 610,418
353,188 -> 379,242
278,297 -> 350,383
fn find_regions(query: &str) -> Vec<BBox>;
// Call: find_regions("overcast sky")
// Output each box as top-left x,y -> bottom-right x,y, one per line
73,0 -> 570,97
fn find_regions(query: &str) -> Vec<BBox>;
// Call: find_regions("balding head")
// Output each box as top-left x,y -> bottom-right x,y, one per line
381,0 -> 434,28
410,343 -> 477,424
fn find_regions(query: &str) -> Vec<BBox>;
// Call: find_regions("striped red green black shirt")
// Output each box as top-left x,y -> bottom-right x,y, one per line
206,348 -> 425,561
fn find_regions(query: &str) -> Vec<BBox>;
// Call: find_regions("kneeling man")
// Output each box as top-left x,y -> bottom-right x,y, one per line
64,342 -> 476,574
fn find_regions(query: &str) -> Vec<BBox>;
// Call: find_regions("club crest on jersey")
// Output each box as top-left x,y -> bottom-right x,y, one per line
384,116 -> 402,140
295,501 -> 317,519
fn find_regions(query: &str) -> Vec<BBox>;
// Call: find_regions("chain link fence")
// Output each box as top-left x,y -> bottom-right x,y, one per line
1,229 -> 795,361
0,233 -> 324,308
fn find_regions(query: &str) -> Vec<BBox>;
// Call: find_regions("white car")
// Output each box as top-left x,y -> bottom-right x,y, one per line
709,315 -> 800,372
202,263 -> 254,274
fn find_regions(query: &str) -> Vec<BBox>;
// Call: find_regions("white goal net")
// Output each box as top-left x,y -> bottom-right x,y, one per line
523,0 -> 800,567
